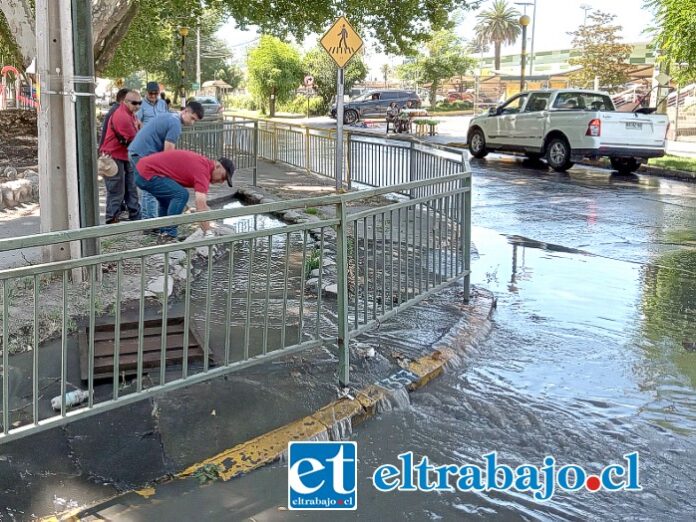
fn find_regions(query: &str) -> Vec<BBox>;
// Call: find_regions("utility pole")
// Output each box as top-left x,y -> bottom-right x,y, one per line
36,0 -> 81,263
196,25 -> 201,91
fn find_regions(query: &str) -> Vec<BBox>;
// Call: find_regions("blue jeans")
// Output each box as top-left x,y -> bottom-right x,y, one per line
134,172 -> 189,237
130,155 -> 159,220
104,159 -> 140,223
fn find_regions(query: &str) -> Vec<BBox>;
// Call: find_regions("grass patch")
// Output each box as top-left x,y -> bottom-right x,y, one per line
192,463 -> 223,484
304,249 -> 322,277
649,155 -> 696,173
304,207 -> 319,216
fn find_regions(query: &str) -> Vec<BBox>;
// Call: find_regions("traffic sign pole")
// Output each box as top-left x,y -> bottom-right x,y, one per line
335,68 -> 344,191
319,16 -> 362,192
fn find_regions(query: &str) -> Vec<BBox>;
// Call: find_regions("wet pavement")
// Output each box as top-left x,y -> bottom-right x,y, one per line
109,157 -> 696,519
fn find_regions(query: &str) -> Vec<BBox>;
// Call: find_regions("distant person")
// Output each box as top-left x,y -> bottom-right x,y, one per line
137,81 -> 169,124
128,101 -> 204,229
134,150 -> 235,240
99,90 -> 142,224
99,88 -> 129,148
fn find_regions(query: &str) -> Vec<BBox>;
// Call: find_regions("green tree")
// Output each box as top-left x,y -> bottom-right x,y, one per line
473,0 -> 521,71
647,0 -> 696,83
1,0 -> 479,73
215,64 -> 244,90
396,30 -> 475,107
568,11 -> 632,92
303,47 -> 368,112
247,36 -> 303,116
380,64 -> 391,88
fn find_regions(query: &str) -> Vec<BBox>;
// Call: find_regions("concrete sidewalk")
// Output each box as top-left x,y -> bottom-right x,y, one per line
0,158 -> 494,519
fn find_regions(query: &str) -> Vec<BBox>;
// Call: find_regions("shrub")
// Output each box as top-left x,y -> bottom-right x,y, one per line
278,94 -> 327,116
224,94 -> 258,111
433,100 -> 473,112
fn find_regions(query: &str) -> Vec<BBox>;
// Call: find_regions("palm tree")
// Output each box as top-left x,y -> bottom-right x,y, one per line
474,0 -> 522,71
380,63 -> 391,88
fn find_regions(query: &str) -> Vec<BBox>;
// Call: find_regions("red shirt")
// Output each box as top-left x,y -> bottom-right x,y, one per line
137,150 -> 214,194
100,103 -> 138,161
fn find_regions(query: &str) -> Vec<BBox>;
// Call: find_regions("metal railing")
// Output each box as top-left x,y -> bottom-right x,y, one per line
0,121 -> 471,444
180,119 -> 259,184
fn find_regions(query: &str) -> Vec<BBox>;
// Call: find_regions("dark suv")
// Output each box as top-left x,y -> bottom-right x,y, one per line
330,90 -> 421,124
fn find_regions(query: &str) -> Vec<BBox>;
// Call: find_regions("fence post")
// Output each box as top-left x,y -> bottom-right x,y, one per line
305,126 -> 311,175
409,140 -> 416,199
346,132 -> 352,190
272,122 -> 278,163
461,154 -> 471,303
253,121 -> 259,187
336,198 -> 350,386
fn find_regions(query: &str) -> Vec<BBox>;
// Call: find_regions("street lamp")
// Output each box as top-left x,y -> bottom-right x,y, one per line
519,14 -> 531,92
515,1 -> 536,77
580,4 -> 592,26
178,26 -> 189,109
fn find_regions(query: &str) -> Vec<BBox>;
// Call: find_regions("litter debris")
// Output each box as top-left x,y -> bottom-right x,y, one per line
50,389 -> 89,411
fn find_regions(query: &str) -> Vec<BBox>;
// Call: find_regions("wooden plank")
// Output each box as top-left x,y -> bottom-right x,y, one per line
90,333 -> 196,357
91,323 -> 186,341
94,347 -> 205,369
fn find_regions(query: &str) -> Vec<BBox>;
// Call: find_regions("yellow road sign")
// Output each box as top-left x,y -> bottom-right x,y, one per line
320,16 -> 363,69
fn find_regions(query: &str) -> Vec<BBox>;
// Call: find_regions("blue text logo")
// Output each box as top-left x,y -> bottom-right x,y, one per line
288,441 -> 357,510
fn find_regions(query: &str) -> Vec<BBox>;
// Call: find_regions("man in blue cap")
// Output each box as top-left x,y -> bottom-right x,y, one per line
137,81 -> 169,125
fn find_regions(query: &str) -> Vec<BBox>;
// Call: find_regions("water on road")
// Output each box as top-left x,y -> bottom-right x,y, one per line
97,158 -> 696,521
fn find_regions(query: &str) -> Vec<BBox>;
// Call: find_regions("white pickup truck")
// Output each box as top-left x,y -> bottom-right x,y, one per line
467,89 -> 669,174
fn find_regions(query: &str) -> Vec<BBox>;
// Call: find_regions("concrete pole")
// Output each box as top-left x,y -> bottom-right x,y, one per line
58,0 -> 83,267
36,0 -> 73,262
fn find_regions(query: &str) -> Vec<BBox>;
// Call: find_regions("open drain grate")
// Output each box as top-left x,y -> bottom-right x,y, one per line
78,315 -> 206,380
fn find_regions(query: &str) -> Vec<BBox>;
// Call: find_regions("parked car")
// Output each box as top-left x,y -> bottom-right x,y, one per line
330,90 -> 421,124
467,89 -> 669,174
189,95 -> 224,120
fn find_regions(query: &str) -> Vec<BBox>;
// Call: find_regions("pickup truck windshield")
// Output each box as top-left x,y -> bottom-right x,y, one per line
553,92 -> 615,111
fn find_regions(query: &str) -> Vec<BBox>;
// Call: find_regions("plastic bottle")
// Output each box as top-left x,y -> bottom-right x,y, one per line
50,389 -> 89,411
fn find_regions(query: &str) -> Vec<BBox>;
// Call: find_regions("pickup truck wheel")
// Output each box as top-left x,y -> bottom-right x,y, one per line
469,129 -> 488,158
546,138 -> 573,172
343,110 -> 358,125
610,157 -> 641,175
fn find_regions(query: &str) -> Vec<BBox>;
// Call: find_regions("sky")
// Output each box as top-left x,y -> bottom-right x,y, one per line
215,0 -> 655,79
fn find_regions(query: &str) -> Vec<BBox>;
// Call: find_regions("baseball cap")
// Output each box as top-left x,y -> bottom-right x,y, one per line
218,157 -> 236,187
146,81 -> 159,92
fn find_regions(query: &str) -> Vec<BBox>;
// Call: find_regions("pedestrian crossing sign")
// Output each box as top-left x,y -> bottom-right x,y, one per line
320,16 -> 363,69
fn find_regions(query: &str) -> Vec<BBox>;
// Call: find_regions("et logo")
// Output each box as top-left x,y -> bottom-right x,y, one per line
288,441 -> 357,510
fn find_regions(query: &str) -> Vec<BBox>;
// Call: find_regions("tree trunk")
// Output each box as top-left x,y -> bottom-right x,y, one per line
269,86 -> 276,117
430,80 -> 438,108
494,41 -> 501,71
0,0 -> 35,68
1,0 -> 138,74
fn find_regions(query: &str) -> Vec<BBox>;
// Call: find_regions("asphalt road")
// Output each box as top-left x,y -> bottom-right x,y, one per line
91,157 -> 696,520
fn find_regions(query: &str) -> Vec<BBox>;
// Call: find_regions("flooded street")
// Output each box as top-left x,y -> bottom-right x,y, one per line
184,159 -> 696,520
46,159 -> 696,521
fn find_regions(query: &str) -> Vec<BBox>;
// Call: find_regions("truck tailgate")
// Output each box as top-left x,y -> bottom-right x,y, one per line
600,112 -> 668,148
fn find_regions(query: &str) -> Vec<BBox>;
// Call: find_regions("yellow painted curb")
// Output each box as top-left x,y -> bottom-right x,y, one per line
47,291 -> 495,520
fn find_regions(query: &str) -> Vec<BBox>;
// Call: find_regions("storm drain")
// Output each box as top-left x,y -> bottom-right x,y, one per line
78,316 -> 206,380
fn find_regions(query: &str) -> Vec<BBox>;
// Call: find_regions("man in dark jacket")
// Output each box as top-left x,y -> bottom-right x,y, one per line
99,88 -> 129,148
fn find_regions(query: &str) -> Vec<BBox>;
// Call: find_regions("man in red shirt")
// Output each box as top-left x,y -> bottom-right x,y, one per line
99,90 -> 141,224
135,149 -> 235,240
